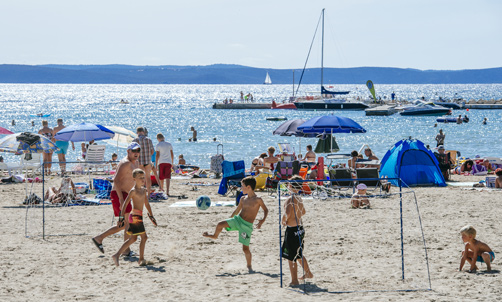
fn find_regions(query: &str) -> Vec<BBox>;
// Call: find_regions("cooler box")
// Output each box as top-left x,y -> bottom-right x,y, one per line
74,182 -> 89,194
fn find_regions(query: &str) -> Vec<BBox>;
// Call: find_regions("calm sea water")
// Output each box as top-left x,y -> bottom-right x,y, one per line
1,84 -> 501,168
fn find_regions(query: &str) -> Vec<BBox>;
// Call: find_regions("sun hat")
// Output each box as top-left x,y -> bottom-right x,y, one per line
128,142 -> 141,150
356,183 -> 367,190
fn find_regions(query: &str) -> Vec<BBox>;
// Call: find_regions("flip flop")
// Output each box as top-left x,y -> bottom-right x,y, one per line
92,238 -> 104,254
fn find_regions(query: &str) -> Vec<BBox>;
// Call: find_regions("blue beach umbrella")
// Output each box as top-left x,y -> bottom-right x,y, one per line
297,115 -> 366,134
0,132 -> 59,154
54,122 -> 115,142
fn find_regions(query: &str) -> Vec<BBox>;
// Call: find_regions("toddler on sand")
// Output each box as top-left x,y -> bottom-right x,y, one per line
459,225 -> 494,273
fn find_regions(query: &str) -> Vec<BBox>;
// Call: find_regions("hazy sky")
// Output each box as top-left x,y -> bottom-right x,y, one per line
1,0 -> 500,70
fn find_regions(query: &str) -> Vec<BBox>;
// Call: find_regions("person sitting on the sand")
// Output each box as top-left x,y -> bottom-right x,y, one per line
250,153 -> 267,174
351,183 -> 370,209
301,145 -> 316,163
110,153 -> 118,170
495,169 -> 502,189
452,160 -> 474,175
45,175 -> 76,204
178,154 -> 186,166
435,146 -> 453,180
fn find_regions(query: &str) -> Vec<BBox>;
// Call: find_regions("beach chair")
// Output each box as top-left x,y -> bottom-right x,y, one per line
329,168 -> 354,187
82,145 -> 108,172
446,150 -> 458,167
356,168 -> 381,190
266,161 -> 300,193
218,160 -> 245,196
20,153 -> 42,175
0,162 -> 22,176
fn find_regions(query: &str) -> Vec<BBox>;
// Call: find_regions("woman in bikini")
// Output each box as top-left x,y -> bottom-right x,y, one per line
452,160 -> 474,175
250,153 -> 266,174
38,120 -> 53,175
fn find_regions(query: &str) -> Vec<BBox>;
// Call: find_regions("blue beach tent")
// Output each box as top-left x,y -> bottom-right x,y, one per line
380,139 -> 446,187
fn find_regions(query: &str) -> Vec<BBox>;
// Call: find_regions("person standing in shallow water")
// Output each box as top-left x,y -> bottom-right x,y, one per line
435,129 -> 445,147
190,127 -> 197,142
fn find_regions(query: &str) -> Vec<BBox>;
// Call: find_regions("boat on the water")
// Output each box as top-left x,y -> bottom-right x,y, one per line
433,101 -> 462,109
264,72 -> 272,85
399,101 -> 450,116
294,98 -> 369,110
290,9 -> 366,111
271,100 -> 296,110
266,117 -> 287,121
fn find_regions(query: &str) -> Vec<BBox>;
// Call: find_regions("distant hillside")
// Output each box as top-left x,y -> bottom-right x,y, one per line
0,64 -> 501,84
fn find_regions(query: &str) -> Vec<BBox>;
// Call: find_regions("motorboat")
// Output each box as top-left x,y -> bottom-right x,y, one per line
399,101 -> 451,116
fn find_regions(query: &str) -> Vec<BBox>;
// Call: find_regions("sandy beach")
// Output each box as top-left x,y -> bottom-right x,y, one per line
1,173 -> 501,301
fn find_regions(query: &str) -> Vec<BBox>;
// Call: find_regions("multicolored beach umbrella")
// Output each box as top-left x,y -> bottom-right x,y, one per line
0,132 -> 59,154
54,122 -> 115,142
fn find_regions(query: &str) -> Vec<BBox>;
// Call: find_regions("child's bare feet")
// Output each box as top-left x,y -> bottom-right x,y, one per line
112,255 -> 120,267
289,281 -> 300,286
299,271 -> 314,280
202,232 -> 218,240
486,262 -> 492,272
139,259 -> 146,266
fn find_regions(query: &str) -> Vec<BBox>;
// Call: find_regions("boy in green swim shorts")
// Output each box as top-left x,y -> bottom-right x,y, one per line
203,176 -> 268,272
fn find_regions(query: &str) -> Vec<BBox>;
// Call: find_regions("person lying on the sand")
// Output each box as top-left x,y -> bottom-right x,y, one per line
451,160 -> 473,175
44,176 -> 76,204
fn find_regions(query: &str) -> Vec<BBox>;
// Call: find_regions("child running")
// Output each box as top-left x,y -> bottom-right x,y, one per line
459,225 -> 494,273
203,176 -> 268,272
112,169 -> 157,266
281,175 -> 313,286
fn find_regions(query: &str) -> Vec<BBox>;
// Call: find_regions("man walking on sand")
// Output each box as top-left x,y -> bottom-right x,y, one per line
92,142 -> 140,255
53,118 -> 75,174
133,127 -> 154,194
155,133 -> 174,196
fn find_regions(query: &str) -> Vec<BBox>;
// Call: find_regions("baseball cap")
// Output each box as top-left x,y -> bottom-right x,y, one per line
128,142 -> 141,150
438,145 -> 445,150
356,183 -> 367,190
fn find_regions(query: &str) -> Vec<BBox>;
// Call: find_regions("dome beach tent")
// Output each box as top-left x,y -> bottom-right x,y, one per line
380,139 -> 446,187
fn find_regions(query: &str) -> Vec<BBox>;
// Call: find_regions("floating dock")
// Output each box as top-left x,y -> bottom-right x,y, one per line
365,105 -> 397,116
212,103 -> 272,109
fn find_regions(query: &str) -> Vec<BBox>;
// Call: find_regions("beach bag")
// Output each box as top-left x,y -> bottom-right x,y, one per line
23,193 -> 42,205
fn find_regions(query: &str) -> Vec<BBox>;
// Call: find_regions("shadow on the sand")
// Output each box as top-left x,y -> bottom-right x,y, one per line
287,282 -> 328,293
216,270 -> 279,279
477,269 -> 500,275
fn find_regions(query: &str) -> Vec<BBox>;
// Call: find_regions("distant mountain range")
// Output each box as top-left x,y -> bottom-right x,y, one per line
0,64 -> 501,84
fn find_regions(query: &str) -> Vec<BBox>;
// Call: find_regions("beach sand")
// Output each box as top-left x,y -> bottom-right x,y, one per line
1,174 -> 501,301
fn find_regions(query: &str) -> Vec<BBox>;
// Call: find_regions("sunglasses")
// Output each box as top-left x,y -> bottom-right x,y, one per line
131,149 -> 141,153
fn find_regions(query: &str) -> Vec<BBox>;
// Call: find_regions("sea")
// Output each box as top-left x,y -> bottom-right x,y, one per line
1,83 -> 501,168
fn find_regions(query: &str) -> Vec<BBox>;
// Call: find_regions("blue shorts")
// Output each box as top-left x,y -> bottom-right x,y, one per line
55,141 -> 69,155
477,251 -> 495,263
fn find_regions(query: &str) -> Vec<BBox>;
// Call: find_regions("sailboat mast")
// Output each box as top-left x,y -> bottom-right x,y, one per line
321,8 -> 325,87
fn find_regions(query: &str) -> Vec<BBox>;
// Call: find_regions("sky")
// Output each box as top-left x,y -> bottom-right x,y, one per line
1,0 -> 501,70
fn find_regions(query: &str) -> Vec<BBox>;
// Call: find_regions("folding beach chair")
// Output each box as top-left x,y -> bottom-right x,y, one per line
356,168 -> 382,191
329,168 -> 354,188
266,160 -> 300,193
218,160 -> 245,196
20,153 -> 42,175
83,145 -> 107,172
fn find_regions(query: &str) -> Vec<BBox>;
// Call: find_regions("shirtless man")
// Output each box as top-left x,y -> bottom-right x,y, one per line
53,118 -> 75,174
92,142 -> 140,255
302,145 -> 316,163
190,126 -> 197,142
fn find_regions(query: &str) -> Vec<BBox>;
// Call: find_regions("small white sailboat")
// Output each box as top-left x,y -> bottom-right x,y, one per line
264,72 -> 272,85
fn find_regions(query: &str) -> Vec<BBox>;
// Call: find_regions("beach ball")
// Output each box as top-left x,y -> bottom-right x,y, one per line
196,195 -> 211,210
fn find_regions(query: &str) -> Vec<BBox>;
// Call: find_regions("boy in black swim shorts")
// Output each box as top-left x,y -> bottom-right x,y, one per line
281,175 -> 313,286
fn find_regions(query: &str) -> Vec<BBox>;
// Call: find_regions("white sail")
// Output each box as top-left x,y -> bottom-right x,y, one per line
264,72 -> 272,84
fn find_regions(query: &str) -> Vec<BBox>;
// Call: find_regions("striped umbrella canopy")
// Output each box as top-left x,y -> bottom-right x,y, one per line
0,132 -> 59,154
54,122 -> 115,142
103,126 -> 137,149
0,126 -> 14,135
